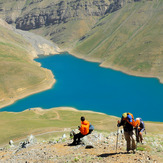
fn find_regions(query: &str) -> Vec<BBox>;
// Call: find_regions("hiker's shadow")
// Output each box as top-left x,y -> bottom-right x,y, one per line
98,152 -> 127,158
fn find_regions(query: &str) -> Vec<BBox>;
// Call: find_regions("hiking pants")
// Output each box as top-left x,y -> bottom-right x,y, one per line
73,132 -> 85,144
124,131 -> 136,151
135,128 -> 144,143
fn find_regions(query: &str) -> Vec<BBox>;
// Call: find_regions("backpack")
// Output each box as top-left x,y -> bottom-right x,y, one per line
89,124 -> 94,131
136,118 -> 144,127
127,113 -> 134,121
127,112 -> 137,127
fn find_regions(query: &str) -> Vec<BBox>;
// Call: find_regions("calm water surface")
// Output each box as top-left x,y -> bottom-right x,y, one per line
1,53 -> 163,122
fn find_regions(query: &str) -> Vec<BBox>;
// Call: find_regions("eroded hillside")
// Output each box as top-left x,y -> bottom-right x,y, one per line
0,19 -> 58,108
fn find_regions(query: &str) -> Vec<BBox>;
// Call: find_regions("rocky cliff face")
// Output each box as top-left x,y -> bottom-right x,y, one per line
0,0 -> 128,30
0,0 -> 137,48
15,0 -> 111,30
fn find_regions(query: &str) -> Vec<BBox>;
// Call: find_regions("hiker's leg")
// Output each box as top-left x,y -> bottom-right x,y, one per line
77,133 -> 84,144
73,133 -> 81,144
124,131 -> 130,151
135,128 -> 139,143
139,132 -> 143,143
87,129 -> 93,135
130,131 -> 136,150
139,128 -> 144,143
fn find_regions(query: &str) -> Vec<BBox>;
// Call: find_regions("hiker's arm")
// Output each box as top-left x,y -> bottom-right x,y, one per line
117,119 -> 124,127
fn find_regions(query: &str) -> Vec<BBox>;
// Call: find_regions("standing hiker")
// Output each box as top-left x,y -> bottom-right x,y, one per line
70,116 -> 90,145
135,118 -> 145,144
117,112 -> 137,153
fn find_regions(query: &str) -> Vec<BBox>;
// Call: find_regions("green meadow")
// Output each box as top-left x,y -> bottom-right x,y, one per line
0,108 -> 162,145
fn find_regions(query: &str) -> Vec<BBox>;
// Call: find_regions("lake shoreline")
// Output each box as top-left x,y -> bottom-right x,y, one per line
69,51 -> 163,84
0,63 -> 55,110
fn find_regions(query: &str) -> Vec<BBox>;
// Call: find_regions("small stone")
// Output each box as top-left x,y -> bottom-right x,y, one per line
147,156 -> 151,160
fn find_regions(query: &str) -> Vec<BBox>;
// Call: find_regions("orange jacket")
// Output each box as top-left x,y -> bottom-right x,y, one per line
79,120 -> 90,135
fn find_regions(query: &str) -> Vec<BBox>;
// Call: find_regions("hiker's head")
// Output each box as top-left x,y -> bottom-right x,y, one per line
136,118 -> 140,121
81,116 -> 85,121
135,118 -> 141,126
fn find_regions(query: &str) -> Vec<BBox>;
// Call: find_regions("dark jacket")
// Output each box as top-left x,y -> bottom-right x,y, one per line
119,119 -> 133,132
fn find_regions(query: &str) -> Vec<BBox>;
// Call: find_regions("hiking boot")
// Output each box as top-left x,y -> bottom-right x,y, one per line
76,141 -> 81,145
68,142 -> 76,146
133,150 -> 136,154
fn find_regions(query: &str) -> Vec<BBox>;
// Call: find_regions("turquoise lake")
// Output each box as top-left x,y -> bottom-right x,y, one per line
1,53 -> 163,122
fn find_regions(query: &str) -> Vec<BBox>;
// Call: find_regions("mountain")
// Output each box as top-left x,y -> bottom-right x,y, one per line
0,0 -> 115,47
0,0 -> 162,82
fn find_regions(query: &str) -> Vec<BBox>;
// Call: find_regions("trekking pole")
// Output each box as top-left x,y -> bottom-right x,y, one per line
116,126 -> 119,153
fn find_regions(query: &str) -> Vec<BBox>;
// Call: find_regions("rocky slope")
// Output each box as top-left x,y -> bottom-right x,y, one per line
0,108 -> 162,162
0,130 -> 162,162
0,18 -> 60,57
0,0 -> 124,30
0,0 -> 130,46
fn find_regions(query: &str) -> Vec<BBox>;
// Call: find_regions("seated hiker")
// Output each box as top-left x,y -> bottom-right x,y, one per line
135,118 -> 145,144
70,116 -> 90,145
117,112 -> 137,153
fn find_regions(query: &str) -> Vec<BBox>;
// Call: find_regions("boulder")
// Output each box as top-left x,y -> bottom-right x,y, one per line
9,140 -> 14,147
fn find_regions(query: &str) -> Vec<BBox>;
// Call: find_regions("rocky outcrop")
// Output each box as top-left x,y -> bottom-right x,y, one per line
105,0 -> 126,13
0,0 -> 130,31
0,18 -> 60,57
0,131 -> 162,162
12,27 -> 61,56
15,0 -> 111,30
